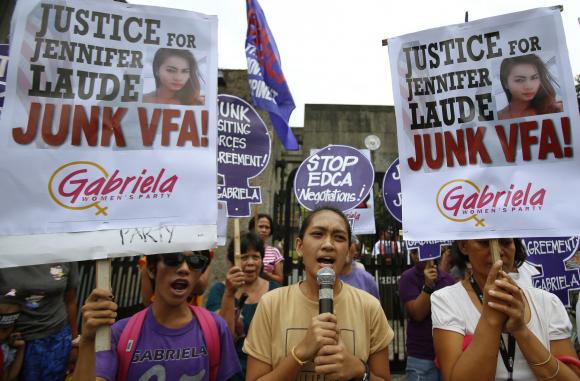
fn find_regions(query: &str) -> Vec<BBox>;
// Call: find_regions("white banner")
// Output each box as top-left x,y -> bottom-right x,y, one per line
0,224 -> 216,268
344,149 -> 376,235
388,7 -> 580,240
0,1 -> 218,242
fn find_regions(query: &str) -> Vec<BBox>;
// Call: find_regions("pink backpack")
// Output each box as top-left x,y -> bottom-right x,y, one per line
116,305 -> 220,381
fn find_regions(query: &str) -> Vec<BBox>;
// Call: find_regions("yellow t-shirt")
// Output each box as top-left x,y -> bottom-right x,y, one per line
243,282 -> 394,380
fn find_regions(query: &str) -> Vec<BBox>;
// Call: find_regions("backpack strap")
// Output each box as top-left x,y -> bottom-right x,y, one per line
116,307 -> 149,381
191,306 -> 221,381
116,306 -> 220,381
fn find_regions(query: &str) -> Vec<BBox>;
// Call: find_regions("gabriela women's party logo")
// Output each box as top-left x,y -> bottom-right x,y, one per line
436,179 -> 546,227
48,162 -> 178,216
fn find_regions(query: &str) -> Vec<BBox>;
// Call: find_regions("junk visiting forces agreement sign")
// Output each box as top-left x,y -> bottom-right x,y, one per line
388,7 -> 580,241
0,0 -> 218,266
217,94 -> 271,217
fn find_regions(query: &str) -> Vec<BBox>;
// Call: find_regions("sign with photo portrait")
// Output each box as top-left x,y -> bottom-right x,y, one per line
0,0 -> 218,265
388,7 -> 580,240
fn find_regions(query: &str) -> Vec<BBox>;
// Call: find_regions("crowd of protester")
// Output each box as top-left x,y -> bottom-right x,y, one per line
0,209 -> 578,380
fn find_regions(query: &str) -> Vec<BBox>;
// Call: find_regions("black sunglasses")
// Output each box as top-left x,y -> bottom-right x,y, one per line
161,252 -> 209,270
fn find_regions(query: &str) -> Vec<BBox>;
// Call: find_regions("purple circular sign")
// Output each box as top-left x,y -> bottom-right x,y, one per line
294,145 -> 374,212
217,95 -> 270,179
382,158 -> 402,223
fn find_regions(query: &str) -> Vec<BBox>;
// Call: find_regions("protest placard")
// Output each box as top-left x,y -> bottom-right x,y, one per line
522,236 -> 580,307
406,240 -> 452,262
382,157 -> 402,223
344,192 -> 376,236
329,149 -> 375,235
217,94 -> 270,217
294,145 -> 374,213
0,0 -> 218,265
388,7 -> 580,240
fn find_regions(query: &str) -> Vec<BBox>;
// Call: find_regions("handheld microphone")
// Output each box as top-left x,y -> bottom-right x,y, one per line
316,268 -> 336,314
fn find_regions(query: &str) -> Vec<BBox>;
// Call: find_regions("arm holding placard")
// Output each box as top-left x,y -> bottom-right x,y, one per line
73,288 -> 116,381
434,260 -> 580,380
403,261 -> 438,321
433,261 -> 508,381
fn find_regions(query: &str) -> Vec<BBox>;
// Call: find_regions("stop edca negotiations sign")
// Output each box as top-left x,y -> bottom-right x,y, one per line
388,7 -> 580,240
294,145 -> 374,213
316,148 -> 376,235
0,1 -> 218,240
217,94 -> 271,217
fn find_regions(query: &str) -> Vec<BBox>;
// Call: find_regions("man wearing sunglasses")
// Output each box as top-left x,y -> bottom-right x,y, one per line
73,251 -> 242,381
140,251 -> 213,307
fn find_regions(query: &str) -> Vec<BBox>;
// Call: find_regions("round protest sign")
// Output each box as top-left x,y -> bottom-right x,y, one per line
217,94 -> 271,217
382,158 -> 402,223
294,145 -> 374,212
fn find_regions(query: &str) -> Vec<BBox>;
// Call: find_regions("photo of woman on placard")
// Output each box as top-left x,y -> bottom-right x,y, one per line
497,54 -> 563,120
143,48 -> 205,106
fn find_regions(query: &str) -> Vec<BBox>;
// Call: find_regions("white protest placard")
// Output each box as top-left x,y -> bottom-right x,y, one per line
329,149 -> 376,235
388,7 -> 580,240
0,1 -> 218,265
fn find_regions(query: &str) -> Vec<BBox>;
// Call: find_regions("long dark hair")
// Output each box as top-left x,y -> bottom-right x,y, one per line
500,54 -> 559,114
152,48 -> 202,105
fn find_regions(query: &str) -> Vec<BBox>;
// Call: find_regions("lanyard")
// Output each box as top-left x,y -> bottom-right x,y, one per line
469,277 -> 515,381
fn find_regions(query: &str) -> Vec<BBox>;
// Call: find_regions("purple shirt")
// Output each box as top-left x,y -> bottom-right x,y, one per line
96,308 -> 241,381
399,266 -> 455,360
340,266 -> 380,299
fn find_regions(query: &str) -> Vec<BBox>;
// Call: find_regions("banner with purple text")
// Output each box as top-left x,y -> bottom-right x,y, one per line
217,94 -> 271,217
388,7 -> 580,240
0,1 -> 218,265
294,145 -> 374,213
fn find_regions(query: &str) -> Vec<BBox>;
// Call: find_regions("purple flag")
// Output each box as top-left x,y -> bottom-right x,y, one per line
245,0 -> 298,151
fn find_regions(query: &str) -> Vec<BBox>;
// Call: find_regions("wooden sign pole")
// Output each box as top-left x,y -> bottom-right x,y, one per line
489,239 -> 501,264
95,258 -> 112,352
234,219 -> 241,268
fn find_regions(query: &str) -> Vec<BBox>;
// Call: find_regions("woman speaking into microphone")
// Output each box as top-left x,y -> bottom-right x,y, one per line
243,206 -> 394,381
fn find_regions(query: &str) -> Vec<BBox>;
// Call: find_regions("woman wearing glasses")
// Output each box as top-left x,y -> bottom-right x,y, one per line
73,251 -> 242,381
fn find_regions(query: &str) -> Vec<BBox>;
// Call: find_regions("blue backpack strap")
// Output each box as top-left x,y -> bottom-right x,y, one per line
191,306 -> 221,381
116,307 -> 149,381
